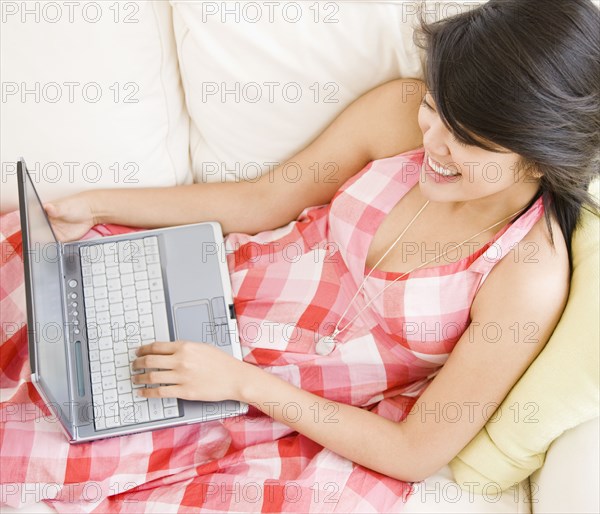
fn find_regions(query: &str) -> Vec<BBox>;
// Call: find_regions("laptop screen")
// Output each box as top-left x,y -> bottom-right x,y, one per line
18,161 -> 72,423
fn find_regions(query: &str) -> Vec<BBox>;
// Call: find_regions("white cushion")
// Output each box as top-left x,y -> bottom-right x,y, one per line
404,464 -> 531,513
172,0 -> 490,184
530,417 -> 600,514
0,0 -> 192,213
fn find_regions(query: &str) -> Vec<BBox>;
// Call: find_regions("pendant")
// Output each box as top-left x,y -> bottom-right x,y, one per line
315,331 -> 338,356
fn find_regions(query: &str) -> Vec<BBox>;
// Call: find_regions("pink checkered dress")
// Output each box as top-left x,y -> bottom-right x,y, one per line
0,147 -> 544,513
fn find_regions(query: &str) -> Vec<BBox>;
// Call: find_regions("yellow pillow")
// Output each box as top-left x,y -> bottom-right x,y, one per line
449,181 -> 600,492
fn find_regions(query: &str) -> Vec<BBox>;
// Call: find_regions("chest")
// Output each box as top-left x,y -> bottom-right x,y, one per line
364,191 -> 500,274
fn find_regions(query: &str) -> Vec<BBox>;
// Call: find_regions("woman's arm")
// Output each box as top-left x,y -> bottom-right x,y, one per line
90,79 -> 426,236
133,223 -> 569,483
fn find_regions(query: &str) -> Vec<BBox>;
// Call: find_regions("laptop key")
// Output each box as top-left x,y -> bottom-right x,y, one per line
114,343 -> 127,356
147,264 -> 161,279
125,310 -> 139,323
91,262 -> 105,276
148,398 -> 164,420
99,349 -> 113,364
138,302 -> 151,316
121,273 -> 134,286
151,303 -> 170,342
136,402 -> 150,423
95,298 -> 109,312
94,287 -> 108,300
96,312 -> 109,326
100,362 -> 115,377
140,326 -> 154,341
115,353 -> 129,368
120,404 -> 137,425
103,388 -> 118,404
122,285 -> 136,298
107,278 -> 121,292
150,290 -> 164,304
117,380 -> 132,395
135,279 -> 149,291
116,366 -> 129,381
139,314 -> 153,328
163,406 -> 179,418
105,404 -> 120,428
102,376 -> 117,391
162,397 -> 177,408
93,275 -> 107,288
119,262 -> 133,274
98,337 -> 112,351
97,323 -> 111,338
118,393 -> 133,408
106,266 -> 120,279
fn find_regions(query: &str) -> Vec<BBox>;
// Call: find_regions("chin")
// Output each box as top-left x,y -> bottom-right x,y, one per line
417,175 -> 463,203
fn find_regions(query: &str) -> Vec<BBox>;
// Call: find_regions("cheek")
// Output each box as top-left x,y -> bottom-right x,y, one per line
467,160 -> 516,190
417,108 -> 429,133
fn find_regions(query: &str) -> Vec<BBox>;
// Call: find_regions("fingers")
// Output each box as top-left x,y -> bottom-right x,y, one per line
43,203 -> 56,216
136,341 -> 179,357
138,385 -> 181,399
132,370 -> 179,386
131,353 -> 176,371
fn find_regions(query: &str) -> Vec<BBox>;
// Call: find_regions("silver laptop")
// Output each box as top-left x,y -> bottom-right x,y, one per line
17,158 -> 248,443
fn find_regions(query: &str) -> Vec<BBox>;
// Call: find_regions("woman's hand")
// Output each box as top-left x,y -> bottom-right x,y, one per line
131,341 -> 254,402
43,191 -> 99,242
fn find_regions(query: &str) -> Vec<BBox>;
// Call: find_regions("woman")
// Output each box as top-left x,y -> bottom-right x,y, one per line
7,0 -> 599,510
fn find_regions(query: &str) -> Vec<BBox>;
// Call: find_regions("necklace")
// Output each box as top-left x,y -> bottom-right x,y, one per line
315,200 -> 528,356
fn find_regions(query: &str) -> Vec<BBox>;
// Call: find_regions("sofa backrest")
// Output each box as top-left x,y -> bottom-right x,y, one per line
171,0 -> 486,183
1,0 -> 191,213
1,0 -> 489,212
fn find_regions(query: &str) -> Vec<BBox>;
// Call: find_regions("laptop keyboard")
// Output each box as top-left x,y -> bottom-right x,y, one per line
80,236 -> 180,430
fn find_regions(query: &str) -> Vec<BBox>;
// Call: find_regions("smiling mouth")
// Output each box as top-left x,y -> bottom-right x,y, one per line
426,155 -> 461,177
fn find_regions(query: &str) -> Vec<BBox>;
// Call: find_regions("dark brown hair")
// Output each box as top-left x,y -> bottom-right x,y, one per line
413,0 -> 600,270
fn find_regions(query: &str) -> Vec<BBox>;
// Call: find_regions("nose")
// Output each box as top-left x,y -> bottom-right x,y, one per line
421,114 -> 452,158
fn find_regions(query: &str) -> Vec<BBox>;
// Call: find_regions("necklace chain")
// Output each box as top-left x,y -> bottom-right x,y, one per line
327,200 -> 528,344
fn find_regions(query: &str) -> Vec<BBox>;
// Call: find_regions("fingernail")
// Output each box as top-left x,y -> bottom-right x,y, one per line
135,348 -> 140,356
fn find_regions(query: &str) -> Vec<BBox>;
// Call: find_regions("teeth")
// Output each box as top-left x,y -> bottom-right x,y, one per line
428,156 -> 460,177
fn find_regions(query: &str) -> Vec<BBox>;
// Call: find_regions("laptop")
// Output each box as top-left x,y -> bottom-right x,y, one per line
17,158 -> 249,443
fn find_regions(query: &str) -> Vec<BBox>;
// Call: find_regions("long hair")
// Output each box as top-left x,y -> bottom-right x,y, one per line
413,0 -> 600,270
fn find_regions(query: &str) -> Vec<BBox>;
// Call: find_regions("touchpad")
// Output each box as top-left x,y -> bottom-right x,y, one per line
173,300 -> 215,344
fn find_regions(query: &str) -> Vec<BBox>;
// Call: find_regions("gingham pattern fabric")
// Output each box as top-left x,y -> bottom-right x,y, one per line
0,147 -> 545,513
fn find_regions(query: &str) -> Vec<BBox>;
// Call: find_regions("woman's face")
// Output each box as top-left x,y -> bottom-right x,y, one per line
417,91 -> 536,204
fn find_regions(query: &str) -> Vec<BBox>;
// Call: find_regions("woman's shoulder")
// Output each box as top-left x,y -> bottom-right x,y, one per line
521,209 -> 570,274
471,209 -> 570,325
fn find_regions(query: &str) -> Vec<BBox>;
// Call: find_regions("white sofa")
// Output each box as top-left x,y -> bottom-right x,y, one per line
1,1 -> 598,512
